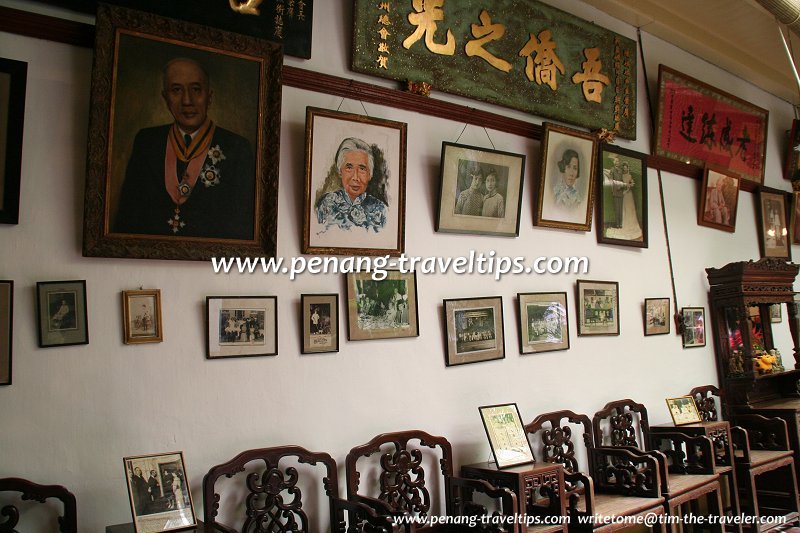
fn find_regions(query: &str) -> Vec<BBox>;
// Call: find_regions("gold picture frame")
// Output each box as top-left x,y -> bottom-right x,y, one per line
122,289 -> 163,344
665,396 -> 702,426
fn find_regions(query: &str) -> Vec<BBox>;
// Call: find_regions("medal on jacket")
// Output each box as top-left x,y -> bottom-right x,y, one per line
164,121 -> 216,233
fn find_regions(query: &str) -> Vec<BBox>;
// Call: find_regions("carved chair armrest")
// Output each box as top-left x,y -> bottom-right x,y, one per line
332,496 -> 403,533
449,476 -> 519,527
649,432 -> 715,474
563,470 -> 595,517
734,414 -> 791,450
590,446 -> 663,498
729,426 -> 751,463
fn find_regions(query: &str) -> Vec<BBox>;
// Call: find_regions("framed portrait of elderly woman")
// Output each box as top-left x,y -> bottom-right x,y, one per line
303,107 -> 407,256
596,144 -> 648,247
82,4 -> 282,261
698,166 -> 739,232
436,142 -> 525,237
756,187 -> 791,260
536,123 -> 597,231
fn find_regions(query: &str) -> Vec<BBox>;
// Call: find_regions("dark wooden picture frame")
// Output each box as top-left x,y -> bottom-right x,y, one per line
644,297 -> 670,336
443,296 -> 505,366
698,165 -> 740,232
792,191 -> 800,245
478,403 -> 535,469
785,118 -> 800,181
576,279 -> 619,336
206,296 -> 278,359
0,57 -> 27,224
596,143 -> 648,247
83,4 -> 281,261
0,280 -> 12,385
36,280 -> 89,348
536,123 -> 598,231
304,107 -> 407,256
436,142 -> 525,237
756,187 -> 791,260
346,271 -> 419,341
122,289 -> 163,344
681,306 -> 706,348
517,292 -> 569,354
301,293 -> 339,354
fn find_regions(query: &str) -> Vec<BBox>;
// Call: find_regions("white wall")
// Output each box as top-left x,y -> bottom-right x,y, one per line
0,1 -> 797,531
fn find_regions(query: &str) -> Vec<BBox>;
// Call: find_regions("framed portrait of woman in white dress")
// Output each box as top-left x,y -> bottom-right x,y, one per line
596,144 -> 648,247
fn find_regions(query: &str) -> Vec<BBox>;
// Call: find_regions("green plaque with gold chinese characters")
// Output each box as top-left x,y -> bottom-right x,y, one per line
352,0 -> 636,139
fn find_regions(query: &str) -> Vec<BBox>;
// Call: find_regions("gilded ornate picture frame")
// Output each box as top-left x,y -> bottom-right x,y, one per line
665,396 -> 702,426
122,289 -> 163,344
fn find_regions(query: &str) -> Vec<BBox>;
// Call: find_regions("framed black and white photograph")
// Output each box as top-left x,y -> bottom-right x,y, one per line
698,165 -> 739,233
122,289 -> 163,344
666,396 -> 702,426
123,451 -> 196,533
771,303 -> 782,323
517,292 -> 569,354
0,280 -> 12,385
478,403 -> 535,469
346,271 -> 419,340
644,298 -> 670,336
436,142 -> 525,237
596,144 -> 648,247
681,307 -> 706,348
0,57 -> 27,225
444,296 -> 505,366
36,280 -> 88,348
756,187 -> 791,260
576,280 -> 619,336
301,293 -> 339,354
206,296 -> 277,358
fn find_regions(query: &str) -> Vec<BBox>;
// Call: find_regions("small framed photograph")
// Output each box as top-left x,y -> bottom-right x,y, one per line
791,191 -> 800,245
681,307 -> 706,348
596,144 -> 648,247
770,303 -> 782,324
346,271 -> 419,340
757,187 -> 791,260
478,403 -> 535,469
436,142 -> 525,237
0,281 -> 12,386
698,166 -> 740,232
644,298 -> 670,336
785,119 -> 800,182
301,294 -> 339,354
576,280 -> 619,336
36,280 -> 88,348
206,296 -> 277,358
666,396 -> 702,426
535,123 -> 598,231
122,290 -> 163,344
303,107 -> 407,256
0,57 -> 27,224
123,451 -> 196,533
443,296 -> 505,366
517,292 -> 569,354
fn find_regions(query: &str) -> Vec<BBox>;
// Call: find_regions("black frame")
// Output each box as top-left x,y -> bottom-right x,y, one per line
516,291 -> 569,354
477,402 -> 536,469
443,296 -> 505,367
205,296 -> 278,359
576,279 -> 620,336
0,57 -> 27,224
300,293 -> 339,354
35,280 -> 89,348
681,306 -> 707,349
0,280 -> 12,385
756,186 -> 792,260
643,297 -> 671,336
595,143 -> 648,247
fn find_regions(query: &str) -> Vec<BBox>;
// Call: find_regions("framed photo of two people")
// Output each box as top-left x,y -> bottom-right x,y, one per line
596,144 -> 648,247
82,4 -> 281,261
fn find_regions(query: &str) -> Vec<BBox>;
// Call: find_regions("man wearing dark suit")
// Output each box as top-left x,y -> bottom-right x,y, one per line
113,58 -> 255,239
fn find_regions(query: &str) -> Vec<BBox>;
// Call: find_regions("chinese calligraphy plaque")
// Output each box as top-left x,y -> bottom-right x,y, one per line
352,0 -> 637,139
654,65 -> 768,185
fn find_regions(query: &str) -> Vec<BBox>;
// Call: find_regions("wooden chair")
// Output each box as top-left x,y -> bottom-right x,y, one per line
344,429 -> 519,532
525,410 -> 666,531
593,399 -> 724,531
202,445 -> 400,532
0,477 -> 77,532
691,385 -> 800,530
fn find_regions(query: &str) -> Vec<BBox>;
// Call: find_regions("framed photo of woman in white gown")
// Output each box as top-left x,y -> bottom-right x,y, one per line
596,144 -> 648,248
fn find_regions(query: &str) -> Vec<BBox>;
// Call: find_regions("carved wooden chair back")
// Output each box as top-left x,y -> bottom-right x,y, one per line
689,385 -> 721,422
0,477 -> 77,533
203,445 -> 394,533
592,399 -> 650,451
524,410 -> 594,475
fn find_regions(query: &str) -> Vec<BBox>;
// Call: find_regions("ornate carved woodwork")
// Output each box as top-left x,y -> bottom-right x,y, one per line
0,477 -> 77,533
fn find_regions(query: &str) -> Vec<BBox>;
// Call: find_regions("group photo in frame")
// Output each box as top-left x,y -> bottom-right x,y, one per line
596,144 -> 648,247
82,4 -> 282,261
0,280 -> 12,385
681,307 -> 706,348
436,142 -> 525,237
576,280 -> 619,336
517,292 -> 569,354
443,296 -> 505,366
644,297 -> 670,336
757,187 -> 791,260
123,451 -> 196,533
535,123 -> 597,231
346,271 -> 418,341
206,296 -> 277,358
122,289 -> 163,344
0,57 -> 27,224
478,403 -> 535,469
303,107 -> 407,256
698,165 -> 740,232
36,280 -> 88,348
665,396 -> 702,426
301,293 -> 339,354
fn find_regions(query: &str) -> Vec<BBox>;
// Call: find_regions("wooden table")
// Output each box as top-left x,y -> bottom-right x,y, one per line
107,520 -> 208,532
461,461 -> 566,532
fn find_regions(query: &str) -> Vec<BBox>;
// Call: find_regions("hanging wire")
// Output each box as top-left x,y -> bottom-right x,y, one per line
483,127 -> 496,150
637,28 -> 682,333
453,123 -> 469,143
453,122 -> 496,149
335,80 -> 370,116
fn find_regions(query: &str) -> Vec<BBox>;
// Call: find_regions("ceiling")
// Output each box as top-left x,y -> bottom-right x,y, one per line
583,0 -> 800,105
